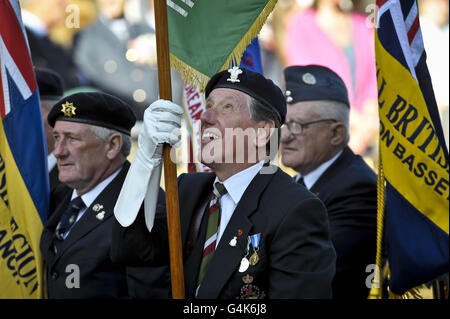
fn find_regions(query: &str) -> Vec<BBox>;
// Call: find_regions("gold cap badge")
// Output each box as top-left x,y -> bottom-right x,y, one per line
61,102 -> 76,117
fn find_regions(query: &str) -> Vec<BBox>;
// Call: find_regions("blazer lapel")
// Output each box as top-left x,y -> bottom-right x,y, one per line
196,166 -> 277,299
53,162 -> 129,261
310,147 -> 353,195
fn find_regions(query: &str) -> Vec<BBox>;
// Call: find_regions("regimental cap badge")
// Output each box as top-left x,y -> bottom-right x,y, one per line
61,101 -> 76,117
227,66 -> 243,83
302,73 -> 316,85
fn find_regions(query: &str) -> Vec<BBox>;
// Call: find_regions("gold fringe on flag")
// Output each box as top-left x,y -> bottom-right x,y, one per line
170,0 -> 278,92
368,146 -> 386,299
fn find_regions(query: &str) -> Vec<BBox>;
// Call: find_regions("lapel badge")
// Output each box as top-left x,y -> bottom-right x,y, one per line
93,203 -> 104,212
227,66 -> 243,83
229,236 -> 237,247
96,211 -> 106,221
302,73 -> 316,85
61,101 -> 76,117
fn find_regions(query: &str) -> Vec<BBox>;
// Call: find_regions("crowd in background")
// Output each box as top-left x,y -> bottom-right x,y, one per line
21,0 -> 449,170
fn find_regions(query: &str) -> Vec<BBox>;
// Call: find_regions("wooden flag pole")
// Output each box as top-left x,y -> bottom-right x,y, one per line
154,0 -> 185,299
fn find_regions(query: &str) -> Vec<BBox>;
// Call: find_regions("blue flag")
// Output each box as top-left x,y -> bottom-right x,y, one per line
375,0 -> 449,295
240,38 -> 263,74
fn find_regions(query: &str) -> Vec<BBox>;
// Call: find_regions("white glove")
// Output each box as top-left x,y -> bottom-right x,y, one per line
114,99 -> 183,231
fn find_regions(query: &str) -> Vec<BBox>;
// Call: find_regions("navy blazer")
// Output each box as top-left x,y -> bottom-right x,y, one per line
111,165 -> 336,299
308,147 -> 377,299
41,161 -> 170,298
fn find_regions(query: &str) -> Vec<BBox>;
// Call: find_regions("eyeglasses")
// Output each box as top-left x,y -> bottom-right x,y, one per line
282,119 -> 337,135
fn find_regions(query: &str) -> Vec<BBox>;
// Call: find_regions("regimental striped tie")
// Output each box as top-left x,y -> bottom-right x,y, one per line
197,182 -> 227,287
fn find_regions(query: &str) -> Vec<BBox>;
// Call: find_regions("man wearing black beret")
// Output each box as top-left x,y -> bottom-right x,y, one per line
40,91 -> 165,298
112,67 -> 336,298
35,67 -> 64,192
280,65 -> 377,299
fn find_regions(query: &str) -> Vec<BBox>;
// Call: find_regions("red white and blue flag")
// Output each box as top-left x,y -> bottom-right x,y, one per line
0,0 -> 49,298
374,0 -> 448,296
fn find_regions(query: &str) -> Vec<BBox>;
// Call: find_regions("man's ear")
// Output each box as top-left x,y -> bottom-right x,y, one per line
106,133 -> 123,159
329,122 -> 347,146
254,120 -> 275,148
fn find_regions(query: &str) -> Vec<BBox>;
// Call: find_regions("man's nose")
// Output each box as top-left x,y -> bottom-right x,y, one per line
280,125 -> 293,144
200,107 -> 216,126
53,138 -> 67,158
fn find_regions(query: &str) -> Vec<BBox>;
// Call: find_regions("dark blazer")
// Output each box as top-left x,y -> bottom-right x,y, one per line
309,147 -> 377,299
41,161 -> 170,298
111,165 -> 336,299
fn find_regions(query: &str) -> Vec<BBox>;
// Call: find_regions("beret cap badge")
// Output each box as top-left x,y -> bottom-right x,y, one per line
61,101 -> 76,117
227,66 -> 243,83
302,73 -> 316,85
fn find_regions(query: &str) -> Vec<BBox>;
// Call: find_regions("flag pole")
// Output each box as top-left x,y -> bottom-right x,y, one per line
154,0 -> 185,299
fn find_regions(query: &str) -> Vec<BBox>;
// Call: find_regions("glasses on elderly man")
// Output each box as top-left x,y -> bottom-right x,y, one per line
282,119 -> 337,135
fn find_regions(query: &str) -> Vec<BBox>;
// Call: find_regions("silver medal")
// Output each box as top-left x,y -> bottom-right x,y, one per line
238,257 -> 250,273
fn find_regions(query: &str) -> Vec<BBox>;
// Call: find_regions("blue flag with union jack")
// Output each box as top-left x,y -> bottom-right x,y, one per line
375,0 -> 449,295
0,0 -> 49,298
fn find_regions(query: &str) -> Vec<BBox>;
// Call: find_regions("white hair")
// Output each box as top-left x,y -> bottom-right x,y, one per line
309,100 -> 350,143
89,125 -> 131,158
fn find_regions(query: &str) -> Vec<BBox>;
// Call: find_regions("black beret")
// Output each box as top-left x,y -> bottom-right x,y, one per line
284,65 -> 350,107
48,92 -> 136,136
205,67 -> 286,124
35,68 -> 64,100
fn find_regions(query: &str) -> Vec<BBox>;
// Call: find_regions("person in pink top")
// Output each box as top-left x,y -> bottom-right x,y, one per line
282,0 -> 378,156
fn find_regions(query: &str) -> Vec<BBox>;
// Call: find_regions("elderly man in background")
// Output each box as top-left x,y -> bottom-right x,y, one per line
281,65 -> 377,299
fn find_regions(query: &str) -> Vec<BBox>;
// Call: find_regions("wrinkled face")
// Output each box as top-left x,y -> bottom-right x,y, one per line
199,88 -> 263,168
96,0 -> 126,19
280,101 -> 334,175
52,121 -> 110,193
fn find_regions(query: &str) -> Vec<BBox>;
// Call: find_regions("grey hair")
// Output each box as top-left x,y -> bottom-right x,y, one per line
247,96 -> 282,157
89,125 -> 132,158
309,100 -> 350,143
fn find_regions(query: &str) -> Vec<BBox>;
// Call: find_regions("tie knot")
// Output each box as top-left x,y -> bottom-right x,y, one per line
214,182 -> 228,197
70,196 -> 85,211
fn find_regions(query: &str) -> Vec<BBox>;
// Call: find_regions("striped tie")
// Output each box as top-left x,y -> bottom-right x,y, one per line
197,182 -> 227,286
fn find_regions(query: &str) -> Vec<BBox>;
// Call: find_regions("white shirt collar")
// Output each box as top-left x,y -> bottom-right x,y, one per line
71,167 -> 122,208
296,150 -> 343,189
21,10 -> 48,37
217,161 -> 265,205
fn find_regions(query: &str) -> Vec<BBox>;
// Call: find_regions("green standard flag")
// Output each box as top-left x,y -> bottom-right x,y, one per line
167,0 -> 276,90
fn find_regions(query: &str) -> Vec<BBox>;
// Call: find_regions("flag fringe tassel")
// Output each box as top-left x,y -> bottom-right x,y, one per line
170,0 -> 278,91
368,146 -> 385,299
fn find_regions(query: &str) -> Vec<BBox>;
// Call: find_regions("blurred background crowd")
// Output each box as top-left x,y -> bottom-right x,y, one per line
21,0 -> 449,173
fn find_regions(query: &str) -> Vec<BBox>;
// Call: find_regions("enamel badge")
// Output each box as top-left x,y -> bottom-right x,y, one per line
96,211 -> 106,220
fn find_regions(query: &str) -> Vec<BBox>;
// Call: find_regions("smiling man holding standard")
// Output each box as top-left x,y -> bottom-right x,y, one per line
112,67 -> 336,299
